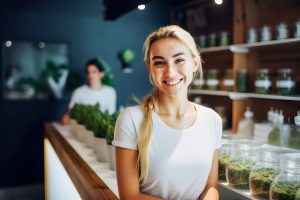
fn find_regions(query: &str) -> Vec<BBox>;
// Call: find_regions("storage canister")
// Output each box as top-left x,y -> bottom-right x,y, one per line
276,68 -> 295,95
255,68 -> 272,94
270,153 -> 300,200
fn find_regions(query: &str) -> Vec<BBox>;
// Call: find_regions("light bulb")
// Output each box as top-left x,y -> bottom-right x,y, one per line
138,4 -> 145,10
215,0 -> 223,5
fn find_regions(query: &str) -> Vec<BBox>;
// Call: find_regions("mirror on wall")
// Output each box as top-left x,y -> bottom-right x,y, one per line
2,40 -> 70,100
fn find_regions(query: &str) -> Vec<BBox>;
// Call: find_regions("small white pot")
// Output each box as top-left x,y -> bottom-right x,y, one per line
77,124 -> 86,142
86,130 -> 95,149
94,138 -> 109,162
107,145 -> 116,171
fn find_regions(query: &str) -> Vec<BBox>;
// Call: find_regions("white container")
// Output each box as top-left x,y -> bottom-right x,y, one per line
86,130 -> 95,149
107,145 -> 116,170
94,138 -> 109,162
76,124 -> 86,142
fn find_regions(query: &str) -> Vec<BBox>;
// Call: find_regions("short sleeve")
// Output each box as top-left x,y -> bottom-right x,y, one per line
214,112 -> 223,149
112,107 -> 138,150
68,87 -> 80,109
107,88 -> 117,114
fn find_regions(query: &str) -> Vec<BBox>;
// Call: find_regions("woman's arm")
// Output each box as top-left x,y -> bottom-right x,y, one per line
199,150 -> 219,200
115,147 -> 162,200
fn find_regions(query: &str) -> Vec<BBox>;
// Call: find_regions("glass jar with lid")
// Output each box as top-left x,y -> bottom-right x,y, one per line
276,68 -> 295,95
206,69 -> 220,90
249,147 -> 284,199
270,153 -> 300,200
219,137 -> 235,181
288,111 -> 300,150
226,140 -> 261,189
255,68 -> 272,94
236,68 -> 248,92
223,69 -> 234,91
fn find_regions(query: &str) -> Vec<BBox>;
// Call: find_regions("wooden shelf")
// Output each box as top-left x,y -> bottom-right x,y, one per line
229,37 -> 300,53
189,90 -> 300,101
200,45 -> 230,53
199,38 -> 300,54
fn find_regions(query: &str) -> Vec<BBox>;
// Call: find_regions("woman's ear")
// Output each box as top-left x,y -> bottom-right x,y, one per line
192,60 -> 198,72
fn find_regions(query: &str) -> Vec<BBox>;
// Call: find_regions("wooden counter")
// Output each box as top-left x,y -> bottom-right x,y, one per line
44,123 -> 118,200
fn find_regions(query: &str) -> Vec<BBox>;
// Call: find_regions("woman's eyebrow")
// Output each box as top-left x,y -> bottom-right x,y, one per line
173,52 -> 185,58
152,56 -> 164,60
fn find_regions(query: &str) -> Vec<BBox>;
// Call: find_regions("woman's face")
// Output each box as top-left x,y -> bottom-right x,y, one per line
86,64 -> 102,86
147,38 -> 198,97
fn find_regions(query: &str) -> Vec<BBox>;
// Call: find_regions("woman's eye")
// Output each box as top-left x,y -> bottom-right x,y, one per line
175,58 -> 185,64
154,61 -> 164,66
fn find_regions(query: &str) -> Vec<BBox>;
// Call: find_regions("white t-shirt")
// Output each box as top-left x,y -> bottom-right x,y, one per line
68,85 -> 116,114
113,103 -> 222,200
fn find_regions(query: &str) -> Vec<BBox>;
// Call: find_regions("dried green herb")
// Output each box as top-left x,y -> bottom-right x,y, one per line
288,138 -> 300,150
271,182 -> 300,200
249,168 -> 280,199
219,154 -> 230,181
268,127 -> 280,145
227,160 -> 254,189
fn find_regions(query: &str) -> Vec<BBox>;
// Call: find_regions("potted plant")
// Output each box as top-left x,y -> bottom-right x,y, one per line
105,111 -> 119,170
93,111 -> 109,162
84,103 -> 100,148
69,103 -> 79,136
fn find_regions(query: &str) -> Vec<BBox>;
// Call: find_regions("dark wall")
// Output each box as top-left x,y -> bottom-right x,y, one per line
0,0 -> 170,188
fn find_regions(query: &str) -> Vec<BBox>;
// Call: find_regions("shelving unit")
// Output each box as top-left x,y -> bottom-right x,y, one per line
180,0 -> 300,133
189,89 -> 300,101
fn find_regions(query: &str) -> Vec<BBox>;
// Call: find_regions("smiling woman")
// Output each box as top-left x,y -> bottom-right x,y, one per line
113,25 -> 222,200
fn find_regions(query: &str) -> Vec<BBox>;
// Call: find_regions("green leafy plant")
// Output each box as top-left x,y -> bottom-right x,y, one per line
105,111 -> 120,145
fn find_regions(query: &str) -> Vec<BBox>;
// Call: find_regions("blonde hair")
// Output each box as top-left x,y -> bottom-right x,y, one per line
138,25 -> 203,183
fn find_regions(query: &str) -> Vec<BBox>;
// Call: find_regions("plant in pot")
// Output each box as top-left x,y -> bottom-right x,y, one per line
93,111 -> 110,162
69,103 -> 79,136
105,111 -> 120,170
84,103 -> 100,148
75,104 -> 88,142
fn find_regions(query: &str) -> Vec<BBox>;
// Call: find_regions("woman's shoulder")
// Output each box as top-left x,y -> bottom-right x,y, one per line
120,105 -> 144,119
193,103 -> 220,118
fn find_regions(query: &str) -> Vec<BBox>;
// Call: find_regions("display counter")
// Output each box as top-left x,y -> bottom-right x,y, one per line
44,122 -> 260,200
44,123 -> 118,200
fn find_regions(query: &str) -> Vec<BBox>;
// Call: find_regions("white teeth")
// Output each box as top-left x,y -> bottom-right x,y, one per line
166,79 -> 180,85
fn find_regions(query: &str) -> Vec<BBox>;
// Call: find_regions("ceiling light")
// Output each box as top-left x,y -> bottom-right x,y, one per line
138,4 -> 146,10
215,0 -> 223,5
5,41 -> 12,47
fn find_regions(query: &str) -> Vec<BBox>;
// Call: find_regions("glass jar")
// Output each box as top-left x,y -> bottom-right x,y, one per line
249,147 -> 283,199
236,69 -> 248,92
209,33 -> 216,47
270,153 -> 300,200
276,68 -> 295,95
192,72 -> 205,89
255,68 -> 272,94
219,138 -> 235,181
226,140 -> 261,189
220,31 -> 229,46
198,35 -> 206,48
247,27 -> 257,43
223,69 -> 234,91
276,23 -> 289,40
288,111 -> 300,150
206,69 -> 219,90
295,18 -> 300,38
261,25 -> 272,42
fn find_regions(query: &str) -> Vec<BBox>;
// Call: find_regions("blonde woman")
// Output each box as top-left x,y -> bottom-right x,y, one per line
113,25 -> 222,200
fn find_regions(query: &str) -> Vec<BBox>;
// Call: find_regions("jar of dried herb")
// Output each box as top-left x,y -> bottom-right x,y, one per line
276,68 -> 295,95
223,69 -> 234,91
206,69 -> 220,90
226,140 -> 261,189
249,147 -> 284,199
270,153 -> 300,200
219,137 -> 235,181
255,68 -> 272,94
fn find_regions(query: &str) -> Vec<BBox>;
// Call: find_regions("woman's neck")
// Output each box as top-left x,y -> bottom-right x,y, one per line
157,93 -> 193,118
89,81 -> 102,90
